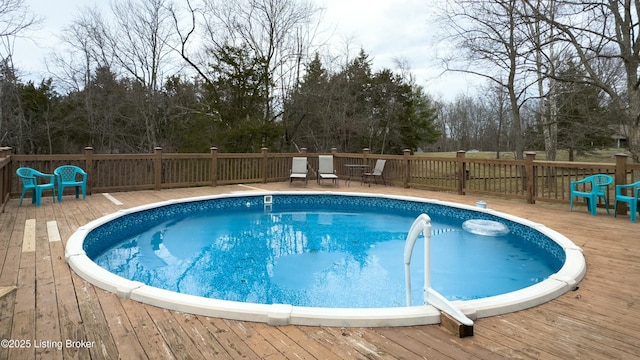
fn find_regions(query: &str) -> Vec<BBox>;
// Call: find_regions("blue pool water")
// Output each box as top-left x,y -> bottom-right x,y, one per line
87,194 -> 564,309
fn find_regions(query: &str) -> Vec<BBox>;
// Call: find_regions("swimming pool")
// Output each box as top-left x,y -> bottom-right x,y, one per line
65,191 -> 586,327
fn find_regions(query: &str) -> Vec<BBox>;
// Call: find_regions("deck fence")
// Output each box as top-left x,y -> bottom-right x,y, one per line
2,146 -> 639,214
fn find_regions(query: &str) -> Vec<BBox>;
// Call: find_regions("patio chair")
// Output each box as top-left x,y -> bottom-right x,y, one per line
289,157 -> 308,185
16,167 -> 56,207
569,174 -> 613,216
362,159 -> 386,186
54,165 -> 88,202
613,180 -> 640,223
317,155 -> 338,186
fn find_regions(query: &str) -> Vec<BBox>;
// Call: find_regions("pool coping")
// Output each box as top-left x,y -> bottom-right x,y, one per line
64,191 -> 586,327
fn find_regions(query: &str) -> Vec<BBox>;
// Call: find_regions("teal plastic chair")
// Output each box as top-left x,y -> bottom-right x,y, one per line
54,165 -> 88,202
614,181 -> 640,223
16,167 -> 56,207
569,174 -> 613,216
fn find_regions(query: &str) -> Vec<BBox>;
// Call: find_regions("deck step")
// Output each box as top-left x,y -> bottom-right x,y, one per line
0,286 -> 17,299
440,311 -> 474,338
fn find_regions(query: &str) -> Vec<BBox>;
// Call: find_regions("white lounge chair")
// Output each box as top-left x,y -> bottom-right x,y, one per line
318,155 -> 339,186
362,159 -> 386,186
290,157 -> 308,185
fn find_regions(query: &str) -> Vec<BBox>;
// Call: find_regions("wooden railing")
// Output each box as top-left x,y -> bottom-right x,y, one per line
4,147 -> 640,214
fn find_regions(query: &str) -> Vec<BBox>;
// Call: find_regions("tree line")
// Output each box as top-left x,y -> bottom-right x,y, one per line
0,0 -> 636,161
436,0 -> 638,161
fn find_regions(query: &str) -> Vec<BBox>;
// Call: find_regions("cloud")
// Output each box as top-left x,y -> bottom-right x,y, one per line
320,0 -> 471,99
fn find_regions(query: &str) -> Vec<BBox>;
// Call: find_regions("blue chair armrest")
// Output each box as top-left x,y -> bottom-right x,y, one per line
571,177 -> 591,186
33,171 -> 55,184
617,183 -> 636,190
570,179 -> 590,192
616,181 -> 640,197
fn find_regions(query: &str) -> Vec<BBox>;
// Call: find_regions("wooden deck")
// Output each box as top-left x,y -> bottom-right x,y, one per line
0,182 -> 638,359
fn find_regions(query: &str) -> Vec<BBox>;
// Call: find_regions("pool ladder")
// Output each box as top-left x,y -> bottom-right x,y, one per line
404,214 -> 474,326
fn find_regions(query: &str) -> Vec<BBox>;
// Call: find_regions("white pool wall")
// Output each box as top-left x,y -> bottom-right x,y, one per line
65,191 -> 586,327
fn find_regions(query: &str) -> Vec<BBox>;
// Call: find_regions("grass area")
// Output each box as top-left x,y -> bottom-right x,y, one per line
417,148 -> 630,163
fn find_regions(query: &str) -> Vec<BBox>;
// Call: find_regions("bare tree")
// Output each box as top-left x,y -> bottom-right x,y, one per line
525,0 -> 563,160
173,0 -> 321,122
0,0 -> 38,51
523,0 -> 640,160
481,81 -> 511,158
437,0 -> 538,159
106,0 -> 179,150
0,0 -> 39,152
55,0 -> 180,152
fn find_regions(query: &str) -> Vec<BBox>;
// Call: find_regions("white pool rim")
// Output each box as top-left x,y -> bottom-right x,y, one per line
65,191 -> 586,327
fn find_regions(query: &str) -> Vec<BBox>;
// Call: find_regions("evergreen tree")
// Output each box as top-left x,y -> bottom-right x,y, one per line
203,44 -> 283,152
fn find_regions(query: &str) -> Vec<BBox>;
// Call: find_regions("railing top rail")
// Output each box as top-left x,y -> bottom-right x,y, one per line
533,160 -> 617,169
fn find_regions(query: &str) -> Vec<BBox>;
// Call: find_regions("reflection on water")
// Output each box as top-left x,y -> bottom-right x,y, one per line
94,210 -> 558,308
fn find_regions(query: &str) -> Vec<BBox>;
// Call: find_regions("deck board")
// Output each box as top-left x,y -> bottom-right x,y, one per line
170,313 -> 235,359
146,305 -> 205,359
0,183 -> 639,359
119,300 -> 175,359
94,291 -> 148,359
199,317 -> 260,359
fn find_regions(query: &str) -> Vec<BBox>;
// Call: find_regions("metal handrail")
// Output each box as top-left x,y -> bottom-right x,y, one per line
403,213 -> 474,326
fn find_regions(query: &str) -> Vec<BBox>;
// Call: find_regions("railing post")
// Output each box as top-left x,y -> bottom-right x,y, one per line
210,147 -> 218,187
84,147 -> 94,195
456,150 -> 466,195
154,147 -> 162,191
615,153 -> 628,215
403,149 -> 411,188
261,148 -> 269,183
524,151 -> 536,204
1,147 -> 11,207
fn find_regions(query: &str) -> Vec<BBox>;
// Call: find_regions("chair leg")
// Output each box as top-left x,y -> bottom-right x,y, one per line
19,189 -> 27,207
58,185 -> 64,202
35,188 -> 42,207
589,196 -> 597,216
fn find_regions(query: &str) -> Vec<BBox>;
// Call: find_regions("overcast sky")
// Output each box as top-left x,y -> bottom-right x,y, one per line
14,0 -> 477,100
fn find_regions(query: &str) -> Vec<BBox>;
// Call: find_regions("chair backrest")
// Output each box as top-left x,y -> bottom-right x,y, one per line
291,157 -> 307,174
372,159 -> 386,175
16,167 -> 37,187
55,165 -> 84,182
592,174 -> 613,194
318,155 -> 334,173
